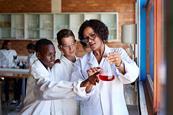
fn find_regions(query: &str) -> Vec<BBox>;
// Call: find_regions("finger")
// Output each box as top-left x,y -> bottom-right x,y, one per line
108,54 -> 121,64
89,80 -> 95,85
90,67 -> 98,73
87,68 -> 96,76
115,57 -> 119,61
96,67 -> 102,71
93,71 -> 100,76
107,55 -> 117,61
96,77 -> 99,83
88,72 -> 99,83
92,75 -> 99,83
92,67 -> 101,74
94,67 -> 101,71
88,78 -> 96,85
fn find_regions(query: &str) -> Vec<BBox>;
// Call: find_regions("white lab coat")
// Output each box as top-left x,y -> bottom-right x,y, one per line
20,59 -> 90,115
0,49 -> 17,68
27,52 -> 37,66
51,55 -> 80,115
71,45 -> 139,115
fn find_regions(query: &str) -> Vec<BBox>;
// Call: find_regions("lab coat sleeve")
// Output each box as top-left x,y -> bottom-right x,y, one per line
31,62 -> 90,100
71,60 -> 86,82
115,48 -> 139,84
35,78 -> 89,100
70,59 -> 96,100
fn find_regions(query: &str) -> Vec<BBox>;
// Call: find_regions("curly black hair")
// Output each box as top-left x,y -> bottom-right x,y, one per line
35,39 -> 54,53
78,19 -> 109,47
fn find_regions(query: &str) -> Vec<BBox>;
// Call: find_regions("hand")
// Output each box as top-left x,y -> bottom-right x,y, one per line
87,67 -> 102,77
80,67 -> 101,93
87,71 -> 100,85
80,80 -> 93,93
87,67 -> 101,85
80,71 -> 100,93
106,52 -> 122,67
106,52 -> 125,74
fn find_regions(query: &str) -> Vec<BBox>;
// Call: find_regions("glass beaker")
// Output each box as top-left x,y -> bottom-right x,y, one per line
97,54 -> 115,81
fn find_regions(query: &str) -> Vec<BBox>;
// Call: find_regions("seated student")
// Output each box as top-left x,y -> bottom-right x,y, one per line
20,39 -> 100,115
0,40 -> 17,68
0,40 -> 21,105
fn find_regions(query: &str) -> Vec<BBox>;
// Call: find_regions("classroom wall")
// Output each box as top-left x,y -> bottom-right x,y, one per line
62,0 -> 136,39
0,0 -> 135,56
0,0 -> 135,39
0,0 -> 51,13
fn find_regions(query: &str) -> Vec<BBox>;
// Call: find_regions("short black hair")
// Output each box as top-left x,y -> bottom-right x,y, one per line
56,29 -> 76,46
26,43 -> 35,50
78,19 -> 109,47
35,39 -> 54,53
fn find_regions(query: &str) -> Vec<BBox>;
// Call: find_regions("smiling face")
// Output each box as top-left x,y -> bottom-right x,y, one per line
59,36 -> 76,59
37,44 -> 56,68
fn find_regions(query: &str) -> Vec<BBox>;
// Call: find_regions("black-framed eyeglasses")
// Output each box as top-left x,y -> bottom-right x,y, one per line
81,33 -> 97,44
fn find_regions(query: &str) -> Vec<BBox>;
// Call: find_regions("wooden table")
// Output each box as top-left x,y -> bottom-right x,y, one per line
0,68 -> 30,78
0,68 -> 30,114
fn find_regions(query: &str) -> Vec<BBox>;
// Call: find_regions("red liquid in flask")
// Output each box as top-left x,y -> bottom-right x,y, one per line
98,74 -> 115,81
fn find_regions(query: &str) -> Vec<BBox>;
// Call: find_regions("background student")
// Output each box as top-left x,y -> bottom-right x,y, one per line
0,40 -> 21,105
26,42 -> 36,66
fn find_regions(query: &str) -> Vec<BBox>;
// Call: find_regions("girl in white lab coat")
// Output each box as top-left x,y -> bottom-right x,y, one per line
70,19 -> 139,115
20,39 -> 99,115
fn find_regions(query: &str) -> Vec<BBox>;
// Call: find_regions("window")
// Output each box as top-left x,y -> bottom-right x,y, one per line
0,12 -> 118,41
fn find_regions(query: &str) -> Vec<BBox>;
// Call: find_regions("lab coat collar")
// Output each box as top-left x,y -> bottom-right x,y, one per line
87,44 -> 111,67
32,59 -> 51,79
60,55 -> 78,65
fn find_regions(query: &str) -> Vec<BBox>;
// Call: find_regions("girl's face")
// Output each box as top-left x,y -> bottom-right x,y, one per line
37,44 -> 56,68
59,36 -> 76,58
83,27 -> 104,51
